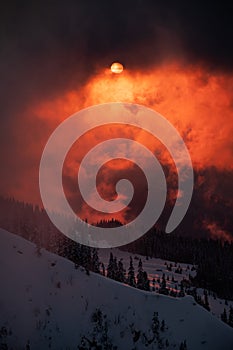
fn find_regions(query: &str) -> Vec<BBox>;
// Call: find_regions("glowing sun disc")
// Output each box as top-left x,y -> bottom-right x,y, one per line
111,62 -> 124,74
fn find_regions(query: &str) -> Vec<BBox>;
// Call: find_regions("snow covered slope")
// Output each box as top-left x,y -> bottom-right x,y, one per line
0,228 -> 233,349
99,248 -> 233,320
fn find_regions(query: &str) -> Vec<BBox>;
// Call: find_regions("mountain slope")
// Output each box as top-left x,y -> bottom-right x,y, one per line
0,228 -> 232,349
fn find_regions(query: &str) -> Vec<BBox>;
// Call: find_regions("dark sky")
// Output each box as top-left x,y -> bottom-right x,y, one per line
1,0 -> 233,240
1,0 -> 233,112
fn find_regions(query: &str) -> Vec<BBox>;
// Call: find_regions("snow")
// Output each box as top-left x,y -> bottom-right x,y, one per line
99,248 -> 196,284
0,228 -> 233,349
99,248 -> 233,319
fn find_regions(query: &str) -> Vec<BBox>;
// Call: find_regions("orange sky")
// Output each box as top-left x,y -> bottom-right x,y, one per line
1,63 -> 233,232
36,63 -> 233,170
22,63 -> 230,225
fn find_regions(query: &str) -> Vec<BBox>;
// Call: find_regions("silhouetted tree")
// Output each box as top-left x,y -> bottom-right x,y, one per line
203,290 -> 210,311
128,256 -> 136,287
228,306 -> 233,328
221,308 -> 228,323
136,259 -> 144,290
92,248 -> 100,273
159,273 -> 169,295
116,259 -> 125,283
107,252 -> 114,280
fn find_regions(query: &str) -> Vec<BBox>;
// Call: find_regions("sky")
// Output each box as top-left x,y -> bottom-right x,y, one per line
0,0 -> 233,240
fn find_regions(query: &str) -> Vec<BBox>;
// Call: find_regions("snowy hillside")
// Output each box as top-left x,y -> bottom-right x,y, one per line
0,228 -> 233,349
99,249 -> 233,320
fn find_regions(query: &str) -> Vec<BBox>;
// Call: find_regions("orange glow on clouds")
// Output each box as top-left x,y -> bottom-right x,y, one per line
26,63 -> 232,225
36,63 -> 233,170
3,61 -> 233,226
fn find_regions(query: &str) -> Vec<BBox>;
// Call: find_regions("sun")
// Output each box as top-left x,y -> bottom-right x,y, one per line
110,62 -> 124,74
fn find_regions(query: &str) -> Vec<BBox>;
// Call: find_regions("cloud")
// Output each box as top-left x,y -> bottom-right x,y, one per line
203,221 -> 233,242
1,2 -> 233,239
1,1 -> 233,120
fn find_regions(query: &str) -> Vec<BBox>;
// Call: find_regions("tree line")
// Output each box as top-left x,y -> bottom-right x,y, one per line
121,227 -> 233,300
1,196 -> 233,301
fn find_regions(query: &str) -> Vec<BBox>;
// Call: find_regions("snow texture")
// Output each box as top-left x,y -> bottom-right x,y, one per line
0,228 -> 233,349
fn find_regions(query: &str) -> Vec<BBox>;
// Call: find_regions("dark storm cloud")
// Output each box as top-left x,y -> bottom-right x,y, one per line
178,167 -> 233,239
1,0 -> 233,240
153,167 -> 233,240
1,0 -> 233,117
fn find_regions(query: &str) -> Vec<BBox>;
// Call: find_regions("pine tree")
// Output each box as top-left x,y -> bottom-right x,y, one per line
81,245 -> 92,270
128,256 -> 136,287
107,252 -> 114,279
92,248 -> 100,273
151,312 -> 160,336
159,273 -> 168,295
152,278 -> 156,291
79,309 -> 115,349
161,273 -> 166,288
117,259 -> 125,282
26,340 -> 30,350
179,281 -> 185,297
150,311 -> 164,348
101,262 -> 105,276
137,259 -> 144,290
107,253 -> 118,280
160,319 -> 165,332
221,308 -> 228,323
203,290 -> 210,311
142,271 -> 150,291
113,257 -> 118,280
179,340 -> 187,350
228,306 -> 233,328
